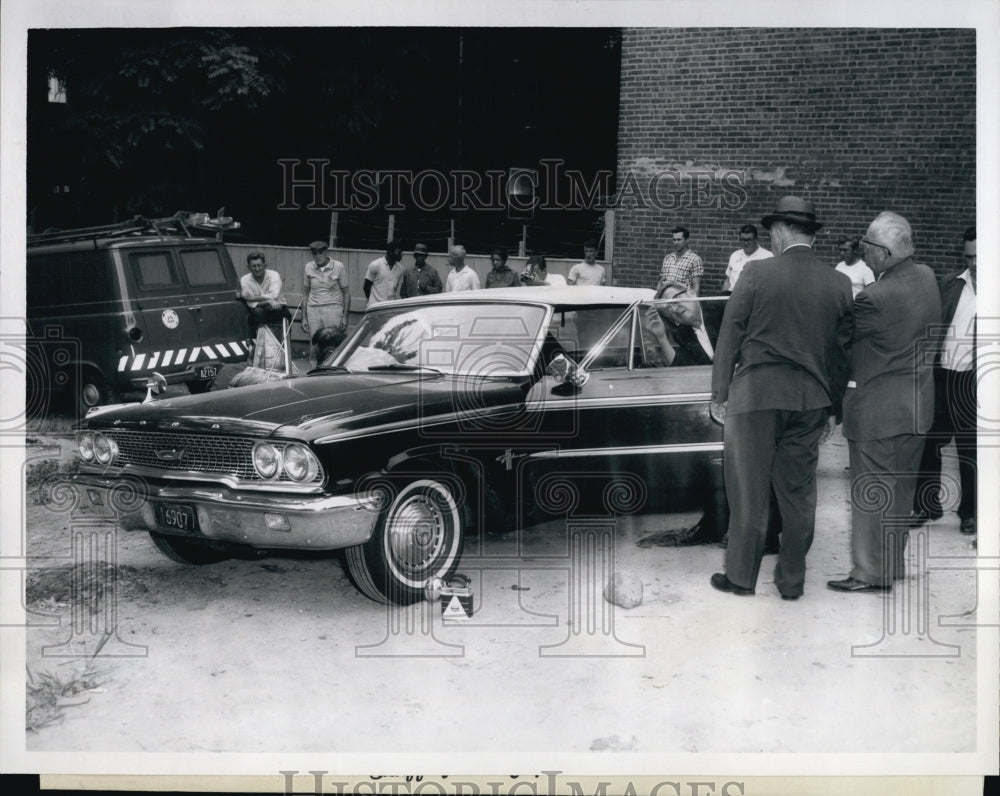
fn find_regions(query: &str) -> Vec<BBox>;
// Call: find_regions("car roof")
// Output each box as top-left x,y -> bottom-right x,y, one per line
374,285 -> 655,310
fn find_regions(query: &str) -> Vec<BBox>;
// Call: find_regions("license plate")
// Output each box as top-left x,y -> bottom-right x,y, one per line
155,503 -> 198,532
197,365 -> 218,380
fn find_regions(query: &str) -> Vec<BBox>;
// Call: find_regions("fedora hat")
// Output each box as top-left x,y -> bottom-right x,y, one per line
761,196 -> 823,232
413,243 -> 429,255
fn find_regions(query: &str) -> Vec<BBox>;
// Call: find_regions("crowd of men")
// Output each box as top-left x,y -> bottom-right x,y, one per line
707,198 -> 976,599
238,199 -> 978,599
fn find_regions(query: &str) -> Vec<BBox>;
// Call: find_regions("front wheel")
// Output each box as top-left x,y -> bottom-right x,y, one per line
345,475 -> 464,605
149,532 -> 231,565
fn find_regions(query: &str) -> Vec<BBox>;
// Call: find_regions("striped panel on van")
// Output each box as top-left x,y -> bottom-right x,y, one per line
117,339 -> 251,372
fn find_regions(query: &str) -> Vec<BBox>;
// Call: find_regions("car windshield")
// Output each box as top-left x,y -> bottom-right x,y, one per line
331,302 -> 549,376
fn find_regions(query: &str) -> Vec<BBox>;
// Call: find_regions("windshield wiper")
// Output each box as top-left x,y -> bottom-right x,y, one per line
307,364 -> 349,374
367,363 -> 444,375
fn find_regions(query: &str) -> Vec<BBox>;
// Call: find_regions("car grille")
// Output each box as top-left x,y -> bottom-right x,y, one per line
103,430 -> 321,485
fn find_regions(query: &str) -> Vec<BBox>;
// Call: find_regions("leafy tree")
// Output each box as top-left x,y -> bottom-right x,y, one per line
28,28 -> 289,226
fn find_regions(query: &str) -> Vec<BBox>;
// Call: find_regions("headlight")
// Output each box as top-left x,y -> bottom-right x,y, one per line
77,432 -> 95,462
282,444 -> 319,482
93,433 -> 118,465
253,442 -> 281,479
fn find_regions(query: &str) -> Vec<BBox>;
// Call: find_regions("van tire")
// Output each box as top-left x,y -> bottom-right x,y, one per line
74,369 -> 119,418
187,379 -> 214,394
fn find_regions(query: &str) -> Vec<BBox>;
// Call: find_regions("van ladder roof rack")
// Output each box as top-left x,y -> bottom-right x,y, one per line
27,211 -> 240,248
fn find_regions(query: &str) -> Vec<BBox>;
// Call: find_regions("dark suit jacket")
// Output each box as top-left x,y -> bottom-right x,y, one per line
940,271 -> 967,328
842,257 -> 941,441
934,271 -> 974,365
666,322 -> 713,366
711,245 -> 854,417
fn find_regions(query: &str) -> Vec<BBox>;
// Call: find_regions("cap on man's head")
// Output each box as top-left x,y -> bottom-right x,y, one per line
761,196 -> 823,232
308,240 -> 328,252
413,243 -> 429,255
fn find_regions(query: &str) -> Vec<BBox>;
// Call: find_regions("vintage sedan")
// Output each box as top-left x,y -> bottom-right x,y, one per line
72,286 -> 728,604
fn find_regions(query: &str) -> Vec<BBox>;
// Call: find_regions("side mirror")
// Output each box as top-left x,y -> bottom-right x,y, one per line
546,353 -> 589,393
143,372 -> 168,403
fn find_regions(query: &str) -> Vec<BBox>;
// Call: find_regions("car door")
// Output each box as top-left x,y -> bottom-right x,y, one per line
523,297 -> 726,514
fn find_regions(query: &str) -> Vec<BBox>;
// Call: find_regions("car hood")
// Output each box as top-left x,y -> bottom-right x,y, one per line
83,371 -> 531,439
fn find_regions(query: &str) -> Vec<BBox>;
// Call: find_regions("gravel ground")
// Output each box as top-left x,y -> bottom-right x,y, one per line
14,422 -> 986,772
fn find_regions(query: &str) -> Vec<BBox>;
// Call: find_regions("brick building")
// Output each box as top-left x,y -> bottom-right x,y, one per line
613,28 -> 976,291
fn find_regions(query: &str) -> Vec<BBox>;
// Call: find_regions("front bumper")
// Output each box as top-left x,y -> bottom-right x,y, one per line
72,474 -> 379,551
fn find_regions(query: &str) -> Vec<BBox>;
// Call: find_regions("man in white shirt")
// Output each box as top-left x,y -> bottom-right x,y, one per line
521,255 -> 567,287
913,226 -> 977,535
240,251 -> 289,336
364,240 -> 404,305
567,239 -> 606,285
833,237 -> 875,298
722,224 -> 772,293
445,245 -> 481,292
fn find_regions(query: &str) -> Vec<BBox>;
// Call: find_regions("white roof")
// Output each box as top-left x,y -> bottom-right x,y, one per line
374,285 -> 655,310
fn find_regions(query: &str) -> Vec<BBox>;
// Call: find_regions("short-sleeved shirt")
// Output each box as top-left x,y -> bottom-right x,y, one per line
446,267 -> 481,292
726,246 -> 772,290
568,261 -> 606,286
659,249 -> 703,290
834,260 -> 876,299
399,264 -> 443,298
304,258 -> 348,306
542,273 -> 568,287
485,266 -> 520,289
365,256 -> 403,305
240,269 -> 283,308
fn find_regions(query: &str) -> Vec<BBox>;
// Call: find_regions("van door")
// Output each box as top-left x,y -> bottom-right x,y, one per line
122,248 -> 211,384
122,246 -> 249,386
176,245 -> 252,382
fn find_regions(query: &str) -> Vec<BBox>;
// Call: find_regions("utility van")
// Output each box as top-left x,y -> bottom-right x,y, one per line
26,212 -> 251,417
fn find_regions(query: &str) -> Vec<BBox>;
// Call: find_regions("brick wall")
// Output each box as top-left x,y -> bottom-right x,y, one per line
614,28 -> 976,291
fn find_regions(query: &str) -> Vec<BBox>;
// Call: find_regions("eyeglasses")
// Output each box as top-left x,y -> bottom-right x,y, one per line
861,238 -> 891,257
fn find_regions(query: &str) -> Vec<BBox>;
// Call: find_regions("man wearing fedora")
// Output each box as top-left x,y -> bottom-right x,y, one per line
399,243 -> 443,298
828,211 -> 941,593
710,196 -> 854,599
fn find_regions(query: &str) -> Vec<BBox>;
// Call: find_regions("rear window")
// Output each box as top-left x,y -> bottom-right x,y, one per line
130,252 -> 181,291
27,250 -> 115,308
181,249 -> 229,287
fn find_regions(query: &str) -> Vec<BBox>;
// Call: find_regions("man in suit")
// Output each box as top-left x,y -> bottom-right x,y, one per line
828,212 -> 941,593
710,196 -> 854,599
912,226 -> 977,536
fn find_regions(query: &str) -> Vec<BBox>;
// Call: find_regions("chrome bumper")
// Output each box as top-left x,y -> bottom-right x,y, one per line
72,474 -> 379,551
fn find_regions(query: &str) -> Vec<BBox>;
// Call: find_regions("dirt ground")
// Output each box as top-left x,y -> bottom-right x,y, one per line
18,423 -> 982,761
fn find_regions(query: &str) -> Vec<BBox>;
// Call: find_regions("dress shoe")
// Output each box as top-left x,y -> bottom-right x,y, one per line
710,572 -> 754,595
827,577 -> 890,593
960,517 -> 976,535
780,594 -> 800,601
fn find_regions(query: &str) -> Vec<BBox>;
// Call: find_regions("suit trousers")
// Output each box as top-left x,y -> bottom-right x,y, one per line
848,434 -> 924,586
914,368 -> 977,521
723,407 -> 828,595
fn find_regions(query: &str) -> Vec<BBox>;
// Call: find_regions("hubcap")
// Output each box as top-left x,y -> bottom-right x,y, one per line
81,383 -> 101,407
387,488 -> 449,579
